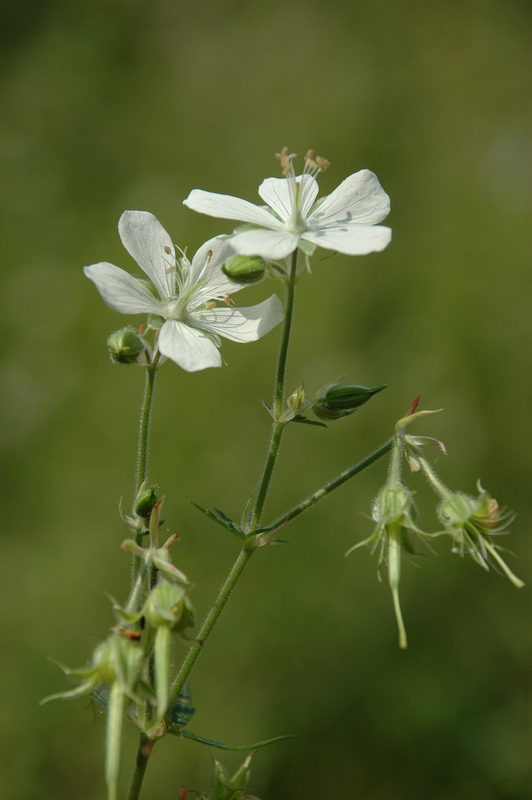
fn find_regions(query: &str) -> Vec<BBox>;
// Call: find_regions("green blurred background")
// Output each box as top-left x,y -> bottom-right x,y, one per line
1,0 -> 531,798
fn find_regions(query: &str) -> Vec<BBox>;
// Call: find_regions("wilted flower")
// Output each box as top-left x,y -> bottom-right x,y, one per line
184,148 -> 391,262
437,482 -> 524,588
84,211 -> 284,372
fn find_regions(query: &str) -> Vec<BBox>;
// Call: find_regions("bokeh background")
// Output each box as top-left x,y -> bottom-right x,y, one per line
1,1 -> 531,798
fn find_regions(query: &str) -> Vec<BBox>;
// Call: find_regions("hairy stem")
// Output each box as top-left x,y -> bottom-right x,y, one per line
262,438 -> 394,533
169,251 -> 299,708
126,736 -> 154,800
169,546 -> 254,706
250,250 -> 298,529
134,359 -> 159,501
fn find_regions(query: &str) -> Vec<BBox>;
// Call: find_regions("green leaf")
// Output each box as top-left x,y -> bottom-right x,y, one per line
176,730 -> 294,751
190,502 -> 246,540
290,414 -> 327,428
169,681 -> 196,728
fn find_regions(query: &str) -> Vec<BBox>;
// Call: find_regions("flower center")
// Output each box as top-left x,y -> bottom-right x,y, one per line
275,147 -> 330,233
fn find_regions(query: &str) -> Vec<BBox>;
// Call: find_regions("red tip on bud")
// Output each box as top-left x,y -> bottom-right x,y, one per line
405,396 -> 420,417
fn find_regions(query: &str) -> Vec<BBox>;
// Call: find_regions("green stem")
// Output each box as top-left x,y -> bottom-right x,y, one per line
134,359 -> 159,501
169,546 -> 254,707
132,356 -> 160,584
250,250 -> 298,530
125,735 -> 154,800
388,436 -> 403,487
417,455 -> 452,501
261,438 -> 394,533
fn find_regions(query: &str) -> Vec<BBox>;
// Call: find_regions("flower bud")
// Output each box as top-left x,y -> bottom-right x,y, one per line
134,481 -> 158,520
313,383 -> 386,421
286,385 -> 306,412
107,327 -> 146,364
222,255 -> 266,285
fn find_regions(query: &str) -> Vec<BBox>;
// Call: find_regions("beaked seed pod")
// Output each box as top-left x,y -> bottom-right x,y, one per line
222,255 -> 266,285
107,327 -> 145,364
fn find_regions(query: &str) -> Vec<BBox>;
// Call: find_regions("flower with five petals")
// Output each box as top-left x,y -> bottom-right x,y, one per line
183,149 -> 392,262
84,211 -> 284,372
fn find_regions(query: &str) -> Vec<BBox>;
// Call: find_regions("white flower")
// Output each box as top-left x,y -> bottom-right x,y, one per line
83,211 -> 284,372
183,150 -> 392,262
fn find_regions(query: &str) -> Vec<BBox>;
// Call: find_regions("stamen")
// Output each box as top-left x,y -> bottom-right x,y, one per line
205,301 -> 217,310
205,249 -> 213,264
164,246 -> 172,254
304,150 -> 330,178
223,294 -> 235,307
275,146 -> 297,176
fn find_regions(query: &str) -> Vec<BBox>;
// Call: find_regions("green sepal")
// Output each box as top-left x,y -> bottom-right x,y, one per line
174,730 -> 294,751
190,502 -> 246,540
146,313 -> 164,330
40,678 -> 97,705
259,399 -> 273,418
290,414 -> 327,428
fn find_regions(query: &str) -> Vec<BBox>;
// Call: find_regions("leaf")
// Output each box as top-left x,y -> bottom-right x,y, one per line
290,414 -> 327,428
169,681 -> 196,728
176,730 -> 295,751
190,502 -> 246,540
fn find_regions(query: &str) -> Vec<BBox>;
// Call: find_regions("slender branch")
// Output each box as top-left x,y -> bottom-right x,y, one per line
169,546 -> 254,707
134,357 -> 160,502
261,438 -> 394,533
250,250 -> 298,529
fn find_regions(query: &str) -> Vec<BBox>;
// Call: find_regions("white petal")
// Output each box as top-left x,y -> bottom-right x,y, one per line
83,263 -> 163,315
118,211 -> 176,300
297,174 -> 320,217
303,225 -> 392,256
158,320 -> 221,371
307,170 -> 390,227
257,177 -> 292,221
184,189 -> 281,229
229,229 -> 299,260
188,236 -> 244,300
257,175 -> 319,222
192,295 -> 284,343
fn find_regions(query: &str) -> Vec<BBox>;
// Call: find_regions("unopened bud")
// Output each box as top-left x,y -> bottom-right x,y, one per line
313,383 -> 386,421
286,385 -> 306,412
134,481 -> 158,520
107,327 -> 146,364
222,255 -> 266,285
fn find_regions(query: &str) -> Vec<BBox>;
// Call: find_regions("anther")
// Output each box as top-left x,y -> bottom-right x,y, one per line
275,146 -> 297,176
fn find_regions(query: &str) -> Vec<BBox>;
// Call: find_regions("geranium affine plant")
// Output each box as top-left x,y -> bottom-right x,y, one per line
42,148 -> 524,800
